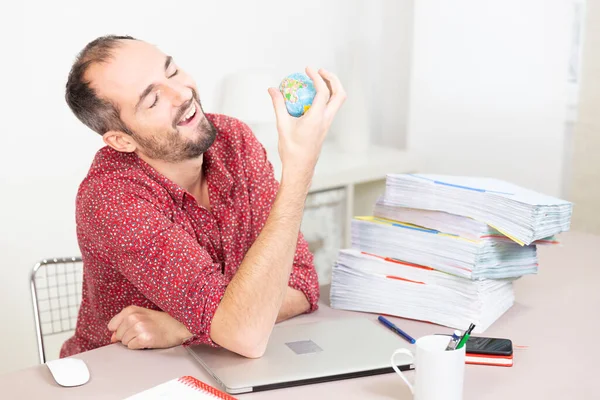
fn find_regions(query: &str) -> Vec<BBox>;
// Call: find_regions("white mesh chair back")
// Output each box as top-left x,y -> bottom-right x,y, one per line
30,257 -> 83,363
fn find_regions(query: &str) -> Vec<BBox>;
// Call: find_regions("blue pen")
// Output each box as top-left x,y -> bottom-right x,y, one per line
378,316 -> 416,344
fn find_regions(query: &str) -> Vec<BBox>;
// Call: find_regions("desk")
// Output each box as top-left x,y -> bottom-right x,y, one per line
2,231 -> 597,399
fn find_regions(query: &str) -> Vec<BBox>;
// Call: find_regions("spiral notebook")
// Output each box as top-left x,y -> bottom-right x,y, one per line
125,376 -> 237,399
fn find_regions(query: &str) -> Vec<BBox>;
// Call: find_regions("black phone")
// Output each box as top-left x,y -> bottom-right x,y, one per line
464,336 -> 513,356
436,334 -> 513,356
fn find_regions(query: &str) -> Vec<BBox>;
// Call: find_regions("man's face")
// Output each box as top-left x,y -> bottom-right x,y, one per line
88,40 -> 216,162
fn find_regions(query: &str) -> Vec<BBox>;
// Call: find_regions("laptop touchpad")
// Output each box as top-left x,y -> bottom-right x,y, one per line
285,340 -> 323,355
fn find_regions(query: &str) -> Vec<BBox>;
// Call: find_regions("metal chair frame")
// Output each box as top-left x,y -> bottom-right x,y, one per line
30,257 -> 83,364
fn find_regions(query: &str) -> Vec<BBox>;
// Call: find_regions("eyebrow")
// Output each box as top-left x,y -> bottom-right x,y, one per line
135,83 -> 157,112
164,56 -> 173,71
135,56 -> 173,111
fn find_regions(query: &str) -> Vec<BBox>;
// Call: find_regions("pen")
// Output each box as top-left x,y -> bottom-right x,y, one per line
455,323 -> 476,350
378,316 -> 416,344
445,330 -> 462,351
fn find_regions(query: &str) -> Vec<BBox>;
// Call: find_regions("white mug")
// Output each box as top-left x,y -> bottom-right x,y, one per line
391,335 -> 465,400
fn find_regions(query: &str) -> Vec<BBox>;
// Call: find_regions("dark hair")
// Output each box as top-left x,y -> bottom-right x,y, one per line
65,35 -> 137,136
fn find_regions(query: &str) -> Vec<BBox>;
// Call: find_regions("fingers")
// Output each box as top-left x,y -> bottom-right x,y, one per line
319,69 -> 346,118
112,314 -> 150,349
122,329 -> 150,350
111,306 -> 144,342
120,326 -> 138,346
108,305 -> 141,332
126,336 -> 148,350
114,313 -> 138,342
108,311 -> 123,332
305,66 -> 330,110
318,69 -> 341,94
268,88 -> 289,126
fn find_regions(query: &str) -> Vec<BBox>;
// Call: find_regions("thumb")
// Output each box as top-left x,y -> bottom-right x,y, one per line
268,88 -> 289,126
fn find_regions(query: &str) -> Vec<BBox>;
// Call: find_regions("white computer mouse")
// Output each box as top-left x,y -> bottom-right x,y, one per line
46,357 -> 90,387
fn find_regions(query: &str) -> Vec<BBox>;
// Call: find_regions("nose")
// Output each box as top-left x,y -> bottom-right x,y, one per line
165,81 -> 192,107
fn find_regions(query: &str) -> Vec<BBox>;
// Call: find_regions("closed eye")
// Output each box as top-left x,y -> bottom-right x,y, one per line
150,93 -> 159,108
148,68 -> 177,109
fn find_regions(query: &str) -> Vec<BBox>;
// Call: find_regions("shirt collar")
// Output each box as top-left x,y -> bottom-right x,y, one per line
136,157 -> 188,208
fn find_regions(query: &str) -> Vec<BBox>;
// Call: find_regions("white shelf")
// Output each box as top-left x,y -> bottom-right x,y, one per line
268,143 -> 419,192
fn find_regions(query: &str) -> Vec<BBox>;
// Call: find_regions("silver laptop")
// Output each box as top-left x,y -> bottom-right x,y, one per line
186,317 -> 414,394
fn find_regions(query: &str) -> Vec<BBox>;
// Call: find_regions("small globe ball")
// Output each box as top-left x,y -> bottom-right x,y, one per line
279,72 -> 316,117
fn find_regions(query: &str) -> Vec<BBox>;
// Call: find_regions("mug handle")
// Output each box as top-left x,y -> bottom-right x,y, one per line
391,349 -> 415,394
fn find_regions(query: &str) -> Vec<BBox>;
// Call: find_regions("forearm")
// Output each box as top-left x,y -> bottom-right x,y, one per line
109,286 -> 308,352
211,177 -> 310,356
276,286 -> 310,323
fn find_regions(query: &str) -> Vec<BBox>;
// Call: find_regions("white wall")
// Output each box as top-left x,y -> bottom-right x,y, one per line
0,0 -> 411,374
372,0 -> 414,149
570,0 -> 600,234
407,0 -> 572,197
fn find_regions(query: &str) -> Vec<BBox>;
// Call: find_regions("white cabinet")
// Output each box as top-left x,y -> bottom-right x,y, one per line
302,188 -> 346,284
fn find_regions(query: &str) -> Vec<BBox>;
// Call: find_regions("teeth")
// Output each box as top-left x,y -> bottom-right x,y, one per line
182,104 -> 196,122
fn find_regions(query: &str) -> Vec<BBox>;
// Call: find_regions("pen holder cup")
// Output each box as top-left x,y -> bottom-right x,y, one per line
392,335 -> 465,400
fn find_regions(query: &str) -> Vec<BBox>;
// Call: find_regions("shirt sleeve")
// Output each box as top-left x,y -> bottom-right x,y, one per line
238,120 -> 320,311
77,181 -> 227,346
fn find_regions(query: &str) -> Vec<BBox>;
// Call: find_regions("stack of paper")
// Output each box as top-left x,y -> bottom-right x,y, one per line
351,216 -> 538,280
331,250 -> 514,333
383,174 -> 572,245
374,197 -> 559,245
330,173 -> 572,333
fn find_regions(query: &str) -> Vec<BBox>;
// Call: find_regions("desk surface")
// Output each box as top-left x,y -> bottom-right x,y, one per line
3,231 -> 598,399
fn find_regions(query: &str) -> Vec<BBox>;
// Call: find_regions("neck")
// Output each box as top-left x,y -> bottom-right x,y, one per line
140,154 -> 204,196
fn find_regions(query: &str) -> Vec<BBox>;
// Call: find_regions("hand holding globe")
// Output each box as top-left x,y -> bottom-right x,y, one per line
267,67 -> 346,185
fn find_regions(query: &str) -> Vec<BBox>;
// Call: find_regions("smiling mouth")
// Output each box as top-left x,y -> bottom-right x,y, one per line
177,103 -> 198,126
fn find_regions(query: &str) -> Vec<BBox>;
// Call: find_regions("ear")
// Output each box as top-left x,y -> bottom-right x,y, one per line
103,131 -> 138,153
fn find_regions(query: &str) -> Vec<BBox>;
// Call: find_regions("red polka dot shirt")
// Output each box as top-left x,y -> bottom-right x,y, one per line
60,114 -> 320,357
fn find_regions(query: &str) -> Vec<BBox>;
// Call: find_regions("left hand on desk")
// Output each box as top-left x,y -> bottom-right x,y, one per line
108,306 -> 193,350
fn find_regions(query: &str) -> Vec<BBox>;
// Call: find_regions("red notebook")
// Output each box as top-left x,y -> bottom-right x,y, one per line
126,375 -> 237,399
466,352 -> 513,367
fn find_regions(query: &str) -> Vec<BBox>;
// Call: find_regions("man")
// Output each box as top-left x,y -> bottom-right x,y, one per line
60,35 -> 345,358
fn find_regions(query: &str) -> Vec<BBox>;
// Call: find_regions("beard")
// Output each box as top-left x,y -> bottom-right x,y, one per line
131,89 -> 217,163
